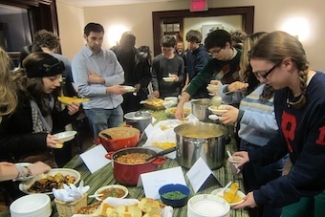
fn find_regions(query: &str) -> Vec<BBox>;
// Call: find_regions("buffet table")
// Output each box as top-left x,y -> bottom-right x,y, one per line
0,109 -> 248,217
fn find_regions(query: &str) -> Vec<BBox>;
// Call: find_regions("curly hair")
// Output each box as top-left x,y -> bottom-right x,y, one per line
34,29 -> 60,50
0,47 -> 17,116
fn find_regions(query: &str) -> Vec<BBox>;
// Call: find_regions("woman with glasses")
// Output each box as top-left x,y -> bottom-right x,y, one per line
218,32 -> 286,217
233,31 -> 325,217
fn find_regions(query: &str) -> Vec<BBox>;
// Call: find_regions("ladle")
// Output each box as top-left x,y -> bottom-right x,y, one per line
145,146 -> 178,161
211,95 -> 222,107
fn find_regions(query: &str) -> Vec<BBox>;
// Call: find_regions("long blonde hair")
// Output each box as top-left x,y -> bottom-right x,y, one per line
0,47 -> 17,116
249,31 -> 309,108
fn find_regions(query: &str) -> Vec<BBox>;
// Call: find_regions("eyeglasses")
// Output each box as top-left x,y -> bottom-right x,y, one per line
254,61 -> 282,79
209,47 -> 223,55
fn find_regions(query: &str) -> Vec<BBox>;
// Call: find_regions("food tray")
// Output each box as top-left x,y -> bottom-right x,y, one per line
143,103 -> 165,110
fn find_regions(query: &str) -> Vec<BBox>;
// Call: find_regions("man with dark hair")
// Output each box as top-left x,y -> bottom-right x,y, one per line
151,35 -> 185,99
32,29 -> 76,97
185,29 -> 210,99
175,29 -> 241,119
111,31 -> 152,114
72,22 -> 127,139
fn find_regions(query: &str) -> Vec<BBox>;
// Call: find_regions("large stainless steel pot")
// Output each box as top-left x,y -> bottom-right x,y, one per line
124,111 -> 152,132
174,122 -> 227,169
191,98 -> 211,122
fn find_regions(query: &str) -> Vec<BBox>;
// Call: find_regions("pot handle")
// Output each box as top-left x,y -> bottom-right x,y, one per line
151,156 -> 166,165
105,151 -> 115,160
101,133 -> 112,140
223,135 -> 231,145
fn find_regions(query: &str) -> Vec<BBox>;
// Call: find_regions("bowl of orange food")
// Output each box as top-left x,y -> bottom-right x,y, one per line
94,185 -> 128,201
210,183 -> 245,206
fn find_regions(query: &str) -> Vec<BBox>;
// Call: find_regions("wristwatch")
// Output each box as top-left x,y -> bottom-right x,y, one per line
14,164 -> 33,180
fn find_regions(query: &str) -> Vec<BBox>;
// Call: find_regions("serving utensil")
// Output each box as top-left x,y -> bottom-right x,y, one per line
211,95 -> 222,107
216,181 -> 232,197
145,146 -> 178,161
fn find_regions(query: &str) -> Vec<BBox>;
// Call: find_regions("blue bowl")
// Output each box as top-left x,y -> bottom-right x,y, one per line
158,184 -> 190,208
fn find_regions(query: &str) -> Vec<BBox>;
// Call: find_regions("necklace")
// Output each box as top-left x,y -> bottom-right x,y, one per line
287,90 -> 302,107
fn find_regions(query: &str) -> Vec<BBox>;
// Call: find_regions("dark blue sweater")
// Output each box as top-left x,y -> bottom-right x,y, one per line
249,72 -> 325,207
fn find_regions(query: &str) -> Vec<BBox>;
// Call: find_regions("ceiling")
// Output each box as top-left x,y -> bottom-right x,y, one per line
57,0 -> 184,7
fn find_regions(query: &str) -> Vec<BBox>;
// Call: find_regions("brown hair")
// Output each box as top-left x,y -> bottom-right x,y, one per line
34,29 -> 60,50
12,52 -> 61,116
239,32 -> 274,101
0,47 -> 17,116
249,31 -> 309,108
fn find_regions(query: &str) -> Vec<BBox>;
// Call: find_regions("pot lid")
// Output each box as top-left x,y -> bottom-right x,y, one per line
124,111 -> 152,120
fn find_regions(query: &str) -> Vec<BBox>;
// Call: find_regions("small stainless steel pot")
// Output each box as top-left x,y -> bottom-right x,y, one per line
124,111 -> 152,132
174,122 -> 227,169
191,98 -> 211,122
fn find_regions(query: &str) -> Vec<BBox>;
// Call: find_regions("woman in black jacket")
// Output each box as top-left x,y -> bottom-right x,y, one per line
0,52 -> 80,167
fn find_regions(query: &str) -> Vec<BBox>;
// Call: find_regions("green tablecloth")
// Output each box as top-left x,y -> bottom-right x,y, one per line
0,109 -> 248,217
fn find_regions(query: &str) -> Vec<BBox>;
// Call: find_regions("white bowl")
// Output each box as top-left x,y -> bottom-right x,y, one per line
53,130 -> 77,143
163,77 -> 174,82
187,194 -> 230,217
94,184 -> 128,201
164,97 -> 178,105
10,194 -> 51,217
208,105 -> 228,116
210,188 -> 245,206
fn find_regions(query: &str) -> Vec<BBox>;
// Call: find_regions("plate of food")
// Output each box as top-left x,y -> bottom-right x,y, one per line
58,96 -> 89,105
142,98 -> 165,110
210,187 -> 245,206
122,85 -> 136,92
94,184 -> 128,201
165,107 -> 191,118
19,168 -> 81,194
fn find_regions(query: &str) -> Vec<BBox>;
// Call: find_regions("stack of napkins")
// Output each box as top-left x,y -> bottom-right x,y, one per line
53,180 -> 89,202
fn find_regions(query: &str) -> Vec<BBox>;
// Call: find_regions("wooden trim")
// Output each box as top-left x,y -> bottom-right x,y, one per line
152,6 -> 254,56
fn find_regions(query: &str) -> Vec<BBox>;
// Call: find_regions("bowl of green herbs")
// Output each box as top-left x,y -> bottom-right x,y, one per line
158,183 -> 190,207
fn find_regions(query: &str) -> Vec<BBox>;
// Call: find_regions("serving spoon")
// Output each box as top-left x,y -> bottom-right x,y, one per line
211,95 -> 222,107
145,146 -> 178,161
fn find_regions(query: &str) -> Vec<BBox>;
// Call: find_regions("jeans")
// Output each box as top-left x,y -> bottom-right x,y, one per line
84,106 -> 123,138
241,140 -> 287,217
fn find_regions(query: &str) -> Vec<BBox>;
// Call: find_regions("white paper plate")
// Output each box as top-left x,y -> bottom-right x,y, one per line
19,168 -> 81,194
14,163 -> 35,181
163,77 -> 174,82
187,194 -> 229,217
123,85 -> 136,92
94,184 -> 128,201
53,131 -> 77,143
210,188 -> 245,206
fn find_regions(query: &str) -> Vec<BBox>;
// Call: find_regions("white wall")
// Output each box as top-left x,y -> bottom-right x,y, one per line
184,15 -> 242,44
56,1 -> 85,60
56,0 -> 325,70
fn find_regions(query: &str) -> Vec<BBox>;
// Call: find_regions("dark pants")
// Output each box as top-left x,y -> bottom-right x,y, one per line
241,140 -> 286,217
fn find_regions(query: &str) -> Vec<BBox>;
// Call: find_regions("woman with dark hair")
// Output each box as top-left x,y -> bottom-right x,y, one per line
0,52 -> 80,168
233,31 -> 325,217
